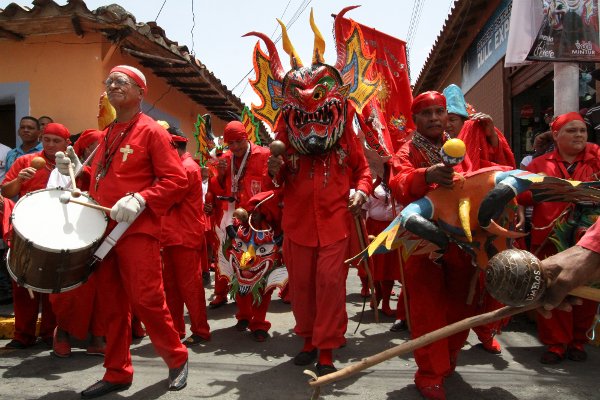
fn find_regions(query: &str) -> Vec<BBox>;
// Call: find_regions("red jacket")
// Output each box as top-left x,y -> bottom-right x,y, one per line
161,152 -> 205,248
520,143 -> 600,247
390,136 -> 470,206
578,219 -> 600,254
275,125 -> 372,247
89,113 -> 187,239
4,151 -> 53,197
208,143 -> 272,211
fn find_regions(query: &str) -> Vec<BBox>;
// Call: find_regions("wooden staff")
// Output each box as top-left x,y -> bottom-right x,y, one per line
389,195 -> 411,331
307,285 -> 600,390
59,193 -> 111,213
353,215 -> 379,323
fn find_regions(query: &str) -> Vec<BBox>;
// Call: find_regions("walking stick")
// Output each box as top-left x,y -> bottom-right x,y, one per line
389,196 -> 411,331
353,215 -> 379,324
306,302 -> 540,392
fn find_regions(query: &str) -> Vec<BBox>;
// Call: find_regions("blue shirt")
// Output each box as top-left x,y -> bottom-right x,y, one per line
5,142 -> 43,173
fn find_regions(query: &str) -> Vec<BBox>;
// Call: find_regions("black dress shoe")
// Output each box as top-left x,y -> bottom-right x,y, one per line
234,319 -> 249,331
293,348 -> 317,366
316,363 -> 337,377
81,380 -> 131,399
390,320 -> 408,332
168,359 -> 188,391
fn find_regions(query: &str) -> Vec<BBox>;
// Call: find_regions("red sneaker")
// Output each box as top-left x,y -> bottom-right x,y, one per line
418,384 -> 446,400
53,328 -> 71,358
481,338 -> 502,354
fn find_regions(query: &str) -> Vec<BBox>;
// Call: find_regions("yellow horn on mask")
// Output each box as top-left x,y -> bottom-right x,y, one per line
310,8 -> 325,64
277,19 -> 303,68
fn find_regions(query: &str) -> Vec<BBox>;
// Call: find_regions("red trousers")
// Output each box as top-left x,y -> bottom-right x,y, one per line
235,289 -> 273,332
405,245 -> 477,388
162,245 -> 210,339
96,234 -> 188,384
537,298 -> 598,350
12,282 -> 55,345
50,274 -> 103,340
283,237 -> 349,350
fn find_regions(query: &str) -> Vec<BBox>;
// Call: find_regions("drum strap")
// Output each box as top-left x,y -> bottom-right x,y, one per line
93,204 -> 146,261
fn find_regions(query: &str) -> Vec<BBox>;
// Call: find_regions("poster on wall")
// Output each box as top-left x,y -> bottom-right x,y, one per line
527,0 -> 600,61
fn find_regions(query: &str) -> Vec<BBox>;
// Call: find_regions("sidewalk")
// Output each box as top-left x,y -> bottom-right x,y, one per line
1,272 -> 599,400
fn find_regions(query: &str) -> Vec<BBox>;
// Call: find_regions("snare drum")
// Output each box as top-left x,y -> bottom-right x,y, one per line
7,187 -> 108,293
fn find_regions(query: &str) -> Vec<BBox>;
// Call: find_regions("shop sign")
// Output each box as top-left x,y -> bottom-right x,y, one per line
461,0 -> 512,93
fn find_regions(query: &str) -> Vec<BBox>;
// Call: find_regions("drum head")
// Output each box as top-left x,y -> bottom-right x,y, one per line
11,188 -> 108,252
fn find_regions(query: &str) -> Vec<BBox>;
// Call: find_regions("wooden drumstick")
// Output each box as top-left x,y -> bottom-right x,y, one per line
67,162 -> 82,198
59,193 -> 111,213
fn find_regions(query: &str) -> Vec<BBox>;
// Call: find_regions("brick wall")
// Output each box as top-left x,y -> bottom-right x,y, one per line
465,62 -> 506,134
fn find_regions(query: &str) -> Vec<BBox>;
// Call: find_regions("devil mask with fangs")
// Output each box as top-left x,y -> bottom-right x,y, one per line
244,6 -> 380,155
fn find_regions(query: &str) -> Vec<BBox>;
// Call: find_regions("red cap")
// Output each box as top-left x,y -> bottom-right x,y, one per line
171,135 -> 188,143
411,91 -> 446,115
551,112 -> 584,133
42,123 -> 70,140
73,129 -> 102,157
223,121 -> 247,143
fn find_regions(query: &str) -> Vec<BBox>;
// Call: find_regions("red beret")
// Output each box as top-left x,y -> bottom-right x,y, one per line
42,123 -> 70,140
411,91 -> 446,115
551,112 -> 584,133
73,129 -> 102,157
223,121 -> 247,143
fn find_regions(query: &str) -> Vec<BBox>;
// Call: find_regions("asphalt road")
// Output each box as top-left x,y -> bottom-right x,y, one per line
1,272 -> 599,400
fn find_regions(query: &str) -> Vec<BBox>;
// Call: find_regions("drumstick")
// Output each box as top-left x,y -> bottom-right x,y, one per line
67,162 -> 82,198
59,193 -> 111,213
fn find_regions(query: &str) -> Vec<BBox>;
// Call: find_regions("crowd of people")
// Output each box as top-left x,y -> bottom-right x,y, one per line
0,65 -> 599,400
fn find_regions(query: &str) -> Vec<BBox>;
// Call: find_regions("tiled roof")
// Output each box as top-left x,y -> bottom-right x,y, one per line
0,0 -> 260,131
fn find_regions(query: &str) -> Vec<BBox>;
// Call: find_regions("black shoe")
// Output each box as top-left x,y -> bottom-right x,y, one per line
234,319 -> 249,331
183,334 -> 209,347
316,363 -> 337,377
168,359 -> 188,391
390,320 -> 408,332
208,297 -> 227,309
4,339 -> 29,350
293,348 -> 317,366
540,350 -> 564,364
81,380 -> 131,399
252,329 -> 269,342
567,347 -> 587,362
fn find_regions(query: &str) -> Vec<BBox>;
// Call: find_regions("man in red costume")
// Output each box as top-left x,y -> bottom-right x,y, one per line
267,118 -> 372,376
207,121 -> 272,308
57,65 -> 189,398
1,122 -> 71,349
519,112 -> 600,365
390,91 -> 476,400
443,83 -> 516,354
161,127 -> 211,346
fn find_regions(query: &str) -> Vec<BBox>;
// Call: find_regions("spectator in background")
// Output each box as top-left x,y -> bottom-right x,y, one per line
38,116 -> 53,132
519,131 -> 554,169
585,69 -> 600,144
0,140 -> 11,305
5,116 -> 42,173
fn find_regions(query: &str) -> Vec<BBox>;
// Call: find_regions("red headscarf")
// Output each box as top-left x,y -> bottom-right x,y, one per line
223,121 -> 247,143
411,91 -> 446,114
109,65 -> 147,93
551,112 -> 584,133
42,123 -> 70,140
73,129 -> 102,158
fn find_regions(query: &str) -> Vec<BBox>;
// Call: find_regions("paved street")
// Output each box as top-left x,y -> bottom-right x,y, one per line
1,272 -> 599,400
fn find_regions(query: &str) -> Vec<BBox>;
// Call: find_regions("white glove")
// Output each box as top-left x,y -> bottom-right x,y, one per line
55,146 -> 82,176
110,193 -> 146,223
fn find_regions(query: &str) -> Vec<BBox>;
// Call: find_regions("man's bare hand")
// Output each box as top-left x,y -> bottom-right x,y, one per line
425,164 -> 454,187
18,167 -> 37,182
267,155 -> 284,178
538,246 -> 600,316
348,191 -> 367,216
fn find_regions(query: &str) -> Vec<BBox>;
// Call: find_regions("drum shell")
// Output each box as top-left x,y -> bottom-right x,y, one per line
6,188 -> 107,293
